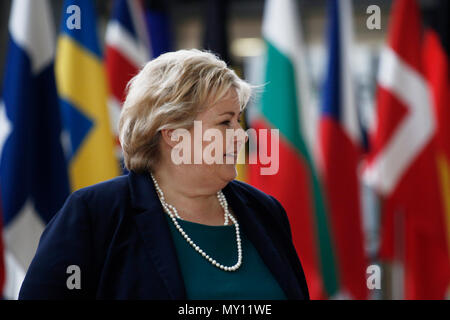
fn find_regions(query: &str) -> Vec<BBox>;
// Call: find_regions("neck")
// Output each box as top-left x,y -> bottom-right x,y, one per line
151,164 -> 224,225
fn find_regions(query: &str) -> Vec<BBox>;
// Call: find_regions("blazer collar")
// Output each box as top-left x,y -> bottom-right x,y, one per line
128,171 -> 302,300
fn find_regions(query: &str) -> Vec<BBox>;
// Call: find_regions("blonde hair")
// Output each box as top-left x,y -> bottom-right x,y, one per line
118,49 -> 252,172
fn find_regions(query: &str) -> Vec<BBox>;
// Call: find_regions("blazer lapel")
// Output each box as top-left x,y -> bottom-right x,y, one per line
129,171 -> 186,299
223,182 -> 304,299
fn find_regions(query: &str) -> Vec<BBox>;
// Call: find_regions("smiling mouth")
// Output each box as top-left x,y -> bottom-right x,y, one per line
223,153 -> 238,162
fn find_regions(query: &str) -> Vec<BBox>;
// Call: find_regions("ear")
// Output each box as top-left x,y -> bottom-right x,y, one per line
160,129 -> 180,148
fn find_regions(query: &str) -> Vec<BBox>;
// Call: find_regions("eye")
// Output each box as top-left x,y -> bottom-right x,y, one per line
220,120 -> 231,126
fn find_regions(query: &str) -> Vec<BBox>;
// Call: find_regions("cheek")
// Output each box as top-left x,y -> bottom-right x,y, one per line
201,127 -> 228,154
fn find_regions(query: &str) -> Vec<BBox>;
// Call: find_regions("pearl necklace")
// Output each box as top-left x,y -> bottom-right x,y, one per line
150,173 -> 243,272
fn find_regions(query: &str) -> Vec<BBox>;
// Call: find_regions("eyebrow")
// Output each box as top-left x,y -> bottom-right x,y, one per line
219,111 -> 242,117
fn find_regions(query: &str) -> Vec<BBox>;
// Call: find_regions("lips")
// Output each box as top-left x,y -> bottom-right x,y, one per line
223,142 -> 242,162
224,152 -> 238,163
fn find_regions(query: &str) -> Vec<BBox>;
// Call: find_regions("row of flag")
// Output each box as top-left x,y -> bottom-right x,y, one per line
0,0 -> 171,299
1,0 -> 449,300
247,0 -> 450,299
248,0 -> 365,299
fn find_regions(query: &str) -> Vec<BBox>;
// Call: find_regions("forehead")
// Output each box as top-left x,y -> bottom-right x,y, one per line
206,89 -> 240,114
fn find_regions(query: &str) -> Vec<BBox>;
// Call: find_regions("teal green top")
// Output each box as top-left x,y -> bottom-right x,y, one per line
165,214 -> 287,300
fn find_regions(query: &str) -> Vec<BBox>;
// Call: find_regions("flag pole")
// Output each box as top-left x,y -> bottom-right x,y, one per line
391,208 -> 405,299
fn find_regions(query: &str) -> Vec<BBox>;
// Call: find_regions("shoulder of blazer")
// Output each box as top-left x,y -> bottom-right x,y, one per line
72,174 -> 130,205
70,175 -> 131,219
19,175 -> 133,299
65,174 -> 135,253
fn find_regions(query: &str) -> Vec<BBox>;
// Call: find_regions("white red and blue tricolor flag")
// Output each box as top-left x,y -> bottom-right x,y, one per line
318,0 -> 368,299
0,0 -> 70,299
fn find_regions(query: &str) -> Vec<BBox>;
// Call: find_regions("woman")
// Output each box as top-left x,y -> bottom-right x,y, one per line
19,49 -> 309,300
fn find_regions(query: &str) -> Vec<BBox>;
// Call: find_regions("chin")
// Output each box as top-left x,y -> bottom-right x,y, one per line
219,165 -> 237,183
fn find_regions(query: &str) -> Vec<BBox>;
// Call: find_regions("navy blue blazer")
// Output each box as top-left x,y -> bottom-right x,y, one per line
19,171 -> 309,300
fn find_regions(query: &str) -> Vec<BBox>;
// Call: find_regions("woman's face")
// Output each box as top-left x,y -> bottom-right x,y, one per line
183,89 -> 247,190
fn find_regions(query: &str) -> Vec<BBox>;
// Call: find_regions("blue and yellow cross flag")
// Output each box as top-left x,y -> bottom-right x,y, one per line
56,0 -> 120,191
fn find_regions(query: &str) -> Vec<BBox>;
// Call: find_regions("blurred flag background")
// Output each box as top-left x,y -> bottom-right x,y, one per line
0,0 -> 70,299
56,0 -> 120,190
0,0 -> 449,300
105,0 -> 171,170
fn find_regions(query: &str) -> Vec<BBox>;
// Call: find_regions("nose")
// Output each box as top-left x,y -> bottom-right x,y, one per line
233,128 -> 248,143
244,130 -> 249,143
